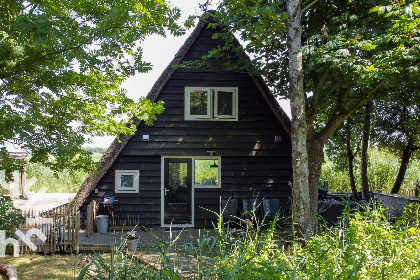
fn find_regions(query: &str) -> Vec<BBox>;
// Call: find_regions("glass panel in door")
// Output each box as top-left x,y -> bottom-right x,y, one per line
163,158 -> 192,225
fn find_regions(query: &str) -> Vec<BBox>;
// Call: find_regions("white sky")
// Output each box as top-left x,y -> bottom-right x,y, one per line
87,0 -> 291,148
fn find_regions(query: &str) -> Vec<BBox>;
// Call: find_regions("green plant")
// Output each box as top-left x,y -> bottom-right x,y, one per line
77,203 -> 420,279
0,197 -> 25,230
322,148 -> 420,194
77,240 -> 157,279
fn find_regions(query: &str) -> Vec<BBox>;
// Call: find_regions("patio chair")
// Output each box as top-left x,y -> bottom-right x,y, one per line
262,198 -> 283,227
221,198 -> 239,226
241,198 -> 261,220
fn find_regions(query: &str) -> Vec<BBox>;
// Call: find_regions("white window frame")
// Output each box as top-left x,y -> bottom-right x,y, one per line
213,88 -> 238,119
115,170 -> 139,193
192,156 -> 221,189
185,87 -> 211,120
185,87 -> 238,121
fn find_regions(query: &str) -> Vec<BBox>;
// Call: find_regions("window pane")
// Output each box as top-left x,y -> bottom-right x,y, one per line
217,91 -> 233,116
194,159 -> 219,185
190,90 -> 208,115
121,175 -> 134,188
168,162 -> 188,204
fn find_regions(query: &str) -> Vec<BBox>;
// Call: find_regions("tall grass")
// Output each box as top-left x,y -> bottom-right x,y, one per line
285,203 -> 420,279
25,153 -> 103,193
78,203 -> 420,279
322,148 -> 420,193
25,160 -> 89,193
0,153 -> 102,195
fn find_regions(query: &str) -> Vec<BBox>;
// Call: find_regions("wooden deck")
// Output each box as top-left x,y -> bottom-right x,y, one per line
78,228 -> 217,252
13,193 -> 75,213
78,226 -> 292,272
78,226 -> 292,252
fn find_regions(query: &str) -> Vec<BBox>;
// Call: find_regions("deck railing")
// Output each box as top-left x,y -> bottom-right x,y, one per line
16,205 -> 80,254
85,200 -> 140,234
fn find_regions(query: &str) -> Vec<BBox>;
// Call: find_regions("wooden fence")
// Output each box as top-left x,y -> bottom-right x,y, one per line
16,205 -> 80,254
405,188 -> 419,198
85,200 -> 140,235
86,200 -> 96,236
109,215 -> 141,231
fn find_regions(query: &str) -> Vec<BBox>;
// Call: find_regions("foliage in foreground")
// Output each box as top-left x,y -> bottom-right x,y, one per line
0,196 -> 25,230
1,0 -> 182,174
78,203 -> 420,279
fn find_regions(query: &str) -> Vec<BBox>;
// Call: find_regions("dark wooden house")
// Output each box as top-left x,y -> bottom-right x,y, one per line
70,15 -> 292,228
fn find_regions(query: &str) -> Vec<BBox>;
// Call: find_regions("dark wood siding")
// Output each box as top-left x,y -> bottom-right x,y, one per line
79,156 -> 162,226
194,156 -> 292,228
80,22 -> 292,228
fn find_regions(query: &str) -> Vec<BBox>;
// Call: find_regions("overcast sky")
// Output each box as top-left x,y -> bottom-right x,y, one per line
87,0 -> 290,148
120,0 -> 208,101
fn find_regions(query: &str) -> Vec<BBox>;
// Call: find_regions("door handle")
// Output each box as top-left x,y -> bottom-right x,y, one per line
164,188 -> 169,195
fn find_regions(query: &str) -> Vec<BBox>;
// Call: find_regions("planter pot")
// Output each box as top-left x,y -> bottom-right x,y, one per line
127,239 -> 138,251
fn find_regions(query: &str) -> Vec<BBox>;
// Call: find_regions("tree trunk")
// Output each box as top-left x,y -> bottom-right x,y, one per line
306,133 -> 324,232
346,136 -> 358,199
286,0 -> 314,240
360,102 -> 372,198
391,141 -> 413,194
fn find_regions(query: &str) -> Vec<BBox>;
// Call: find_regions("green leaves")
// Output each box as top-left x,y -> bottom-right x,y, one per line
0,0 -> 183,173
0,197 -> 25,231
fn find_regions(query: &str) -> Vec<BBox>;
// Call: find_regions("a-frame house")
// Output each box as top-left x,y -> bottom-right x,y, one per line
70,13 -> 292,228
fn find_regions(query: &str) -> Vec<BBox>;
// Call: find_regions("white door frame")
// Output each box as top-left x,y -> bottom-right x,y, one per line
161,156 -> 194,227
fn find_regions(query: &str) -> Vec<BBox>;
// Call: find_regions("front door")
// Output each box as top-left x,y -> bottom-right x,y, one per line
162,158 -> 192,226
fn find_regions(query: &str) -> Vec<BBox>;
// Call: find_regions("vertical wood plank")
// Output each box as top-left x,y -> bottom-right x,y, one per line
51,209 -> 55,255
76,211 -> 80,255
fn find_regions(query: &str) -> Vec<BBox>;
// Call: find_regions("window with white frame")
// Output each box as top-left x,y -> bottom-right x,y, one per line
115,170 -> 139,193
193,157 -> 221,188
185,87 -> 238,121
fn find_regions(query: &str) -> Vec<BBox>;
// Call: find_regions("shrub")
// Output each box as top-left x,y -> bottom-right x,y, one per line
0,197 -> 25,231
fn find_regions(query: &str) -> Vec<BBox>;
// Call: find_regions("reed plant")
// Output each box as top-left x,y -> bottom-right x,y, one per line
0,153 -> 102,195
77,202 -> 420,279
322,148 -> 420,194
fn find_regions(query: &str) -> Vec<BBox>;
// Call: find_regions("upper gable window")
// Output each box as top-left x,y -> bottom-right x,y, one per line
185,87 -> 238,121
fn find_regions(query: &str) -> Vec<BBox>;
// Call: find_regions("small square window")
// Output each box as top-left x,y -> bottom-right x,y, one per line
115,170 -> 139,193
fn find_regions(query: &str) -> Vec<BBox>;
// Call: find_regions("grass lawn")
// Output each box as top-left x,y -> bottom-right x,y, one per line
0,254 -> 79,279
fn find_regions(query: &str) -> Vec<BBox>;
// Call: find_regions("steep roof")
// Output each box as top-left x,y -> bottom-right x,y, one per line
69,13 -> 291,211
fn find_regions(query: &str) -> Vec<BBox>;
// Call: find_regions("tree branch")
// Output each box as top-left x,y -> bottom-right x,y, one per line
302,0 -> 319,14
318,80 -> 385,143
337,82 -> 355,111
308,68 -> 330,124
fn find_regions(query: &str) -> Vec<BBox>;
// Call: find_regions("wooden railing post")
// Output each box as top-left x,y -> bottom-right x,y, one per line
76,211 -> 80,255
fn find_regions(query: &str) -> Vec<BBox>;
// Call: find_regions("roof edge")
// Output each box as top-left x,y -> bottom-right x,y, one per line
69,18 -> 209,211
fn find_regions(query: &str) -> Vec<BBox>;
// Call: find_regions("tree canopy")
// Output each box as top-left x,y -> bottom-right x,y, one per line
194,0 -> 420,237
0,0 -> 183,173
374,98 -> 420,194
